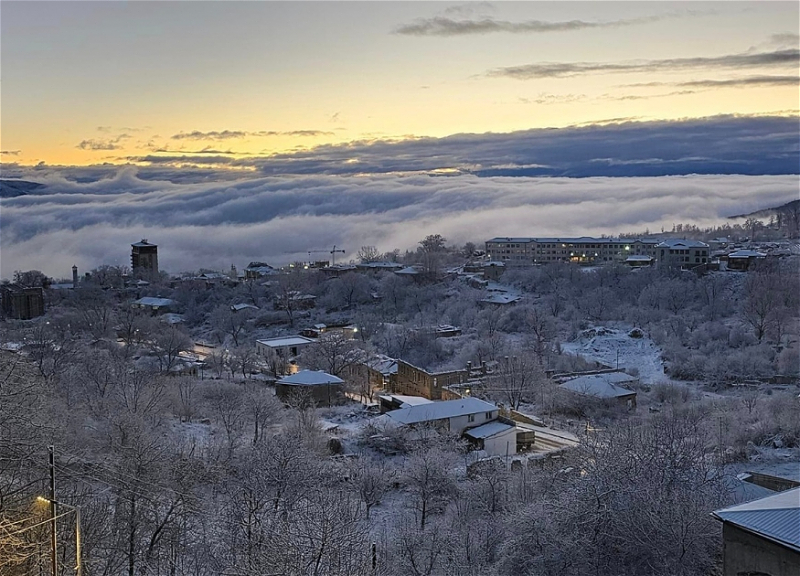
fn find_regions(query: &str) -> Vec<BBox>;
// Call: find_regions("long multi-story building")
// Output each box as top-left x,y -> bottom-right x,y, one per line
485,236 -> 709,268
485,237 -> 661,266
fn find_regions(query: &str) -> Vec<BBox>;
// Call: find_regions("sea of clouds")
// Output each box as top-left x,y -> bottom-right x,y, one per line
1,167 -> 796,279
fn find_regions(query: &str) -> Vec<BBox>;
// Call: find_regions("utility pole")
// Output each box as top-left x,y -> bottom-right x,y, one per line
49,445 -> 58,576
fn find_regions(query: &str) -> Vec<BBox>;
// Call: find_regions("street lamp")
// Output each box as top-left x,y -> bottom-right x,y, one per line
37,496 -> 82,576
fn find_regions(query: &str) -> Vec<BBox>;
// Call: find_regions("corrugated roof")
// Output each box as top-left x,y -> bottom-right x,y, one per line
278,370 -> 343,386
464,421 -> 516,439
386,398 -> 497,425
713,487 -> 800,552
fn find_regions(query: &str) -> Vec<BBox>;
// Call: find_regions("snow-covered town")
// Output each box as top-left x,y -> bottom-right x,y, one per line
1,217 -> 798,575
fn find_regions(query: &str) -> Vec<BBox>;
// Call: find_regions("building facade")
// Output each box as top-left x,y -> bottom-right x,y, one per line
655,239 -> 709,268
0,285 -> 45,320
131,239 -> 159,275
485,237 -> 660,266
392,360 -> 468,400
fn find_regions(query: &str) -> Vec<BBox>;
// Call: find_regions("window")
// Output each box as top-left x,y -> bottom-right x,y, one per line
485,412 -> 493,420
468,414 -> 475,423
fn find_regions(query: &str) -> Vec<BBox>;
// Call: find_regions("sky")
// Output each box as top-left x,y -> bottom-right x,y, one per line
0,1 -> 798,278
2,1 -> 798,167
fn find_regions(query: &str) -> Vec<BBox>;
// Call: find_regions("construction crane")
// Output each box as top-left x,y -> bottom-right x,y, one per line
307,245 -> 346,266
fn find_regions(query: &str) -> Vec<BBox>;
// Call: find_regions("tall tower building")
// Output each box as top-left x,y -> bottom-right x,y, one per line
131,239 -> 158,275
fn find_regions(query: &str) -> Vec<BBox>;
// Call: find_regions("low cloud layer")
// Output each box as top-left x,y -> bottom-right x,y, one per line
171,130 -> 334,140
488,48 -> 800,79
0,168 -> 796,279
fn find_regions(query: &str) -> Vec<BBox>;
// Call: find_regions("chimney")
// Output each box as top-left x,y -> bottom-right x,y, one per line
72,265 -> 78,289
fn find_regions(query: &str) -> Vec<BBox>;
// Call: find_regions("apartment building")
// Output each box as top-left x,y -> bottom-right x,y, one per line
485,237 -> 660,266
392,359 -> 468,400
655,239 -> 709,268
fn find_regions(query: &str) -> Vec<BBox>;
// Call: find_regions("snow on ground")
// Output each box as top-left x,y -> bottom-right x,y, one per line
561,325 -> 669,385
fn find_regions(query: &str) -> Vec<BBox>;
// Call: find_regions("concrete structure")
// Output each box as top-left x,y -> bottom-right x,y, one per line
131,239 -> 158,275
0,285 -> 45,320
393,359 -> 468,400
559,372 -> 638,409
378,393 -> 433,413
276,370 -> 345,406
485,237 -> 660,266
712,487 -> 800,576
256,335 -> 316,375
655,238 -> 709,268
464,421 -> 518,456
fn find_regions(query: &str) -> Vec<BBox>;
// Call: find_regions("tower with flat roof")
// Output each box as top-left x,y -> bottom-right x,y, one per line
131,239 -> 158,275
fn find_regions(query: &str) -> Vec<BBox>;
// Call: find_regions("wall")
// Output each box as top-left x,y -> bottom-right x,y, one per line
482,427 -> 518,457
722,523 -> 800,576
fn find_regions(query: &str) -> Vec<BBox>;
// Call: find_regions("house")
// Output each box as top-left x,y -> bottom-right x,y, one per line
132,296 -> 175,314
392,360 -> 468,400
256,335 -> 316,375
274,291 -> 316,310
231,303 -> 259,312
244,262 -> 276,280
300,323 -> 358,340
276,370 -> 345,406
655,238 -> 709,269
712,487 -> 800,576
359,354 -> 399,391
0,285 -> 45,320
482,261 -> 506,280
356,261 -> 404,274
559,372 -> 638,409
726,249 -> 767,271
385,397 -> 500,435
131,239 -> 158,275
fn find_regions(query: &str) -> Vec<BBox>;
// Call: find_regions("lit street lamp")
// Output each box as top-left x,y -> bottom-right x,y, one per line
37,496 -> 82,576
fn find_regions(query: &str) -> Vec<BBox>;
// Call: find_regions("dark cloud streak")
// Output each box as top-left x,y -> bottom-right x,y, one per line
488,49 -> 800,79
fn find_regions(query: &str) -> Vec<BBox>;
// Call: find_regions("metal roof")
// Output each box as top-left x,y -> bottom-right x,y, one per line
386,398 -> 498,426
464,421 -> 516,440
656,238 -> 709,248
134,297 -> 174,307
559,372 -> 637,399
277,370 -> 344,386
713,487 -> 800,552
256,335 -> 315,348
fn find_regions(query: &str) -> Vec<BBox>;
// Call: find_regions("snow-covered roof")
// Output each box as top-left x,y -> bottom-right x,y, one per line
256,335 -> 316,348
378,394 -> 433,408
386,398 -> 498,426
487,237 -> 660,245
131,240 -> 156,247
358,261 -> 403,269
480,293 -> 521,305
625,255 -> 653,262
560,372 -> 637,399
728,250 -> 767,258
656,238 -> 709,249
464,421 -> 516,440
712,487 -> 800,552
134,297 -> 174,308
160,313 -> 184,324
231,303 -> 259,311
396,266 -> 423,275
365,355 -> 398,375
278,370 -> 344,386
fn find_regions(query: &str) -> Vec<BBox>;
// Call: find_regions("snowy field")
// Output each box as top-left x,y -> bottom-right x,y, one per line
561,326 -> 669,385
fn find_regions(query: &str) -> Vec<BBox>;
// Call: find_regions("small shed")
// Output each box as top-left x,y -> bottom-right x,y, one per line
276,370 -> 345,406
464,421 -> 518,457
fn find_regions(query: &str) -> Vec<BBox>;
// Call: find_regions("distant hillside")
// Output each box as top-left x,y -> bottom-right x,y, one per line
729,198 -> 800,220
0,179 -> 44,198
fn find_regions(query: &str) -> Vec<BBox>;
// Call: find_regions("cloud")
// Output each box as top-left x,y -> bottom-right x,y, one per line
1,167 -> 796,280
487,48 -> 800,79
623,75 -> 799,89
1,150 -> 22,156
109,116 -> 800,179
393,13 -> 689,37
171,129 -> 334,140
76,134 -> 131,151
